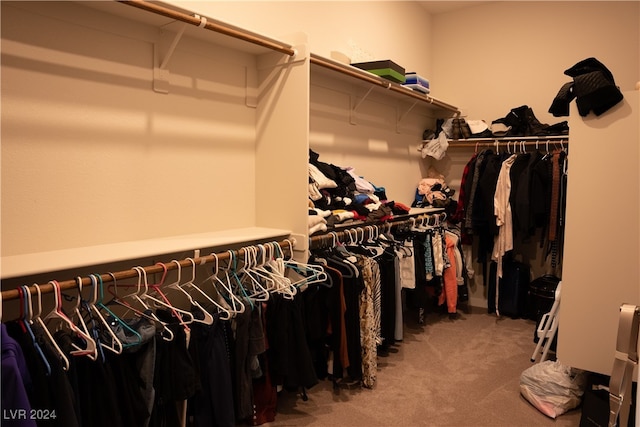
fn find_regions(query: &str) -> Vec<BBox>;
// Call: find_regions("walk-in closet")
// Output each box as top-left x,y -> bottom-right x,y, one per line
2,1 -> 638,426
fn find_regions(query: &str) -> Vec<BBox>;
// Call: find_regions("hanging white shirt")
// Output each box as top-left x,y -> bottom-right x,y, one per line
492,154 -> 518,278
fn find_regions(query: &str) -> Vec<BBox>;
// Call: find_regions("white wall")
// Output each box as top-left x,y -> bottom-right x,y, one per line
169,1 -> 435,78
431,1 -> 639,124
173,1 -> 639,125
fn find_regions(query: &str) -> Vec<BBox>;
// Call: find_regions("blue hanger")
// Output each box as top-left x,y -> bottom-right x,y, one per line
19,285 -> 52,376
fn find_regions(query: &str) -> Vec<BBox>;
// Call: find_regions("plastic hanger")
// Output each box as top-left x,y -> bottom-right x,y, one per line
180,258 -> 232,321
226,251 -> 255,310
204,253 -> 245,316
240,246 -> 270,302
254,242 -> 296,299
43,280 -> 97,360
245,244 -> 279,294
144,263 -> 194,330
131,267 -> 176,341
361,226 -> 385,258
17,285 -> 52,376
96,273 -> 142,350
69,277 -> 99,361
72,277 -> 107,363
281,239 -> 328,287
108,267 -> 174,342
86,275 -> 123,355
270,243 -> 301,297
163,260 -> 215,325
32,283 -> 70,371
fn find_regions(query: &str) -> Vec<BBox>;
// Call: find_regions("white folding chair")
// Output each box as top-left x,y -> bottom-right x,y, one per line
531,281 -> 562,363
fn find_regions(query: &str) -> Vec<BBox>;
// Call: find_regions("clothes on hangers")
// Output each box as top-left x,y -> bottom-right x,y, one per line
1,230 -> 469,426
452,144 -> 568,284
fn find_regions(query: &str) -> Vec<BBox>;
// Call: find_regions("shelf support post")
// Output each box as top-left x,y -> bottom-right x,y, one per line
153,22 -> 188,94
349,86 -> 374,125
396,100 -> 419,133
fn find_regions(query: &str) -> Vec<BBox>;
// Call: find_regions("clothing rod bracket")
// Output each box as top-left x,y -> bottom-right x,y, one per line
396,100 -> 419,133
153,23 -> 188,94
349,86 -> 374,125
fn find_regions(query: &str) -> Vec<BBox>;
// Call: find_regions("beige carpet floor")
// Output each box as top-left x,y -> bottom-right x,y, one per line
266,307 -> 584,427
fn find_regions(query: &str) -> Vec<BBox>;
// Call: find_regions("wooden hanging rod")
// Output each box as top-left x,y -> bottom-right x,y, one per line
446,136 -> 569,149
1,238 -> 295,302
119,0 -> 297,56
310,54 -> 460,114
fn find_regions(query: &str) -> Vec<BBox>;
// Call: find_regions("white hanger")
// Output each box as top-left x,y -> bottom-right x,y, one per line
204,253 -> 245,316
32,283 -> 70,371
164,260 -> 215,325
87,275 -> 123,355
143,263 -> 195,329
109,267 -> 174,342
240,246 -> 270,302
180,258 -> 232,321
18,285 -> 52,376
132,266 -> 177,341
225,250 -> 256,310
43,280 -> 97,360
246,244 -> 279,294
281,239 -> 328,287
258,242 -> 297,299
98,273 -> 143,349
70,277 -> 99,361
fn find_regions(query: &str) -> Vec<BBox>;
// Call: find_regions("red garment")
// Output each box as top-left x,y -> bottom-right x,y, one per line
454,154 -> 477,245
393,202 -> 411,214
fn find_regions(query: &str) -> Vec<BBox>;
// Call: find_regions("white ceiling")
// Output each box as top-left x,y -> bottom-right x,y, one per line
417,1 -> 494,15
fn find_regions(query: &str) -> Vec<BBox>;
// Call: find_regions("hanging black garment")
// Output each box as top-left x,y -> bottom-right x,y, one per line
513,151 -> 544,237
320,264 -> 348,382
376,248 -> 397,352
73,352 -> 128,427
251,302 -> 278,426
405,232 -> 430,314
232,305 -> 255,422
187,314 -> 235,427
150,311 -> 198,427
464,150 -> 491,233
340,260 -> 364,382
299,270 -> 332,380
472,152 -> 503,263
266,292 -> 318,392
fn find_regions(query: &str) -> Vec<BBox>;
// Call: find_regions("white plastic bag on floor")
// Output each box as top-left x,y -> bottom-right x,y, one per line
519,360 -> 586,418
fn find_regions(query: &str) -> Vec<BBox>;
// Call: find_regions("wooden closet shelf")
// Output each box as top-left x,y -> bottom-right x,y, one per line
1,227 -> 292,280
310,54 -> 459,115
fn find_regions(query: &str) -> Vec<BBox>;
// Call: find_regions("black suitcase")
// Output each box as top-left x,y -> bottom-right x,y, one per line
528,274 -> 560,321
487,257 -> 531,318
